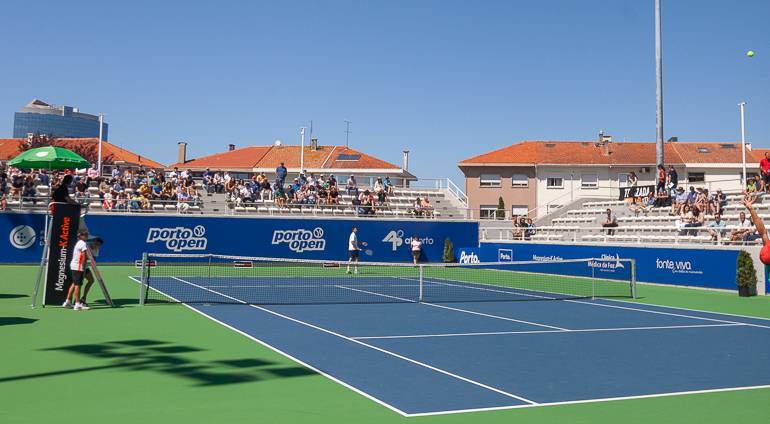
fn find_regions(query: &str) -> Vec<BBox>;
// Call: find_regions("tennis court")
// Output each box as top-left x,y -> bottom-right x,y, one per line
130,254 -> 770,417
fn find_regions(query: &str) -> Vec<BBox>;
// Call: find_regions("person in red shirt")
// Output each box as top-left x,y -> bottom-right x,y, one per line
743,194 -> 770,264
656,164 -> 666,193
759,152 -> 770,192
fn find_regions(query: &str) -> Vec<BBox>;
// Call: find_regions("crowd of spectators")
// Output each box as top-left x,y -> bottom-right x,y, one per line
0,163 -> 201,213
511,215 -> 536,240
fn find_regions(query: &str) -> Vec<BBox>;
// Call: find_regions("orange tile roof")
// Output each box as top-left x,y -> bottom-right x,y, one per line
459,140 -> 757,166
751,149 -> 770,161
173,145 -> 403,172
0,138 -> 165,168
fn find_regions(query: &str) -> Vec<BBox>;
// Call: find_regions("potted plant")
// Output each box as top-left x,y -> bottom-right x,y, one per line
736,250 -> 757,297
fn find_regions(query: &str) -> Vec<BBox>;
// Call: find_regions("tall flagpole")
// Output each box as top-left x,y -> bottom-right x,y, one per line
97,113 -> 104,176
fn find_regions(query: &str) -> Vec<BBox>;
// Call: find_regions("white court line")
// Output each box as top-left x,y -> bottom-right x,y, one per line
132,275 -> 770,417
336,285 -> 568,331
351,323 -> 746,340
418,277 -> 770,330
126,277 -> 410,417
203,284 -> 420,289
168,276 -> 538,405
404,384 -> 770,417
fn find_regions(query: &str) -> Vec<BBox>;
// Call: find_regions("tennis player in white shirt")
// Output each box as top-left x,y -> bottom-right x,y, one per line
346,227 -> 360,274
62,229 -> 92,311
410,235 -> 422,265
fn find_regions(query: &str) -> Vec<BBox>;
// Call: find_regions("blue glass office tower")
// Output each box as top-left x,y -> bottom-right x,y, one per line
12,99 -> 108,140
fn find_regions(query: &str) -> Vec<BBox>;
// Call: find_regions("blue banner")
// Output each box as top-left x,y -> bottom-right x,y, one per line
479,242 -> 740,291
0,212 -> 478,264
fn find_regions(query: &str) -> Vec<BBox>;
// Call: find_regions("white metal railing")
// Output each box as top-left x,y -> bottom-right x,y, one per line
480,224 -> 761,246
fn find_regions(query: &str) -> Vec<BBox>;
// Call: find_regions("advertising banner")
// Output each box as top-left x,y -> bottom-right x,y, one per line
0,214 -> 477,264
479,242 -> 740,291
44,203 -> 81,306
618,185 -> 656,200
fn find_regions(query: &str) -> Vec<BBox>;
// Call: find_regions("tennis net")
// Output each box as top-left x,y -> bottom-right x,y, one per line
138,253 -> 636,305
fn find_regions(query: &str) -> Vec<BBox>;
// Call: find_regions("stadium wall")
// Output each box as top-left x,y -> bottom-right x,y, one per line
1,212 -> 478,264
456,241 -> 766,295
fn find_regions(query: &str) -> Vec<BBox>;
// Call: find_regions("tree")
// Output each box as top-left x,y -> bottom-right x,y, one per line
496,196 -> 506,220
442,238 -> 455,263
18,133 -> 114,166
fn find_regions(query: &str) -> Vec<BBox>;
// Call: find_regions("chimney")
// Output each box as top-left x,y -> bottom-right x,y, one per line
667,136 -> 678,142
402,150 -> 410,172
597,132 -> 612,156
177,142 -> 187,164
228,143 -> 235,151
311,138 -> 318,151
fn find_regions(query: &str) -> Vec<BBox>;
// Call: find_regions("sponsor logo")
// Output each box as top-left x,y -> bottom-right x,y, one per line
272,227 -> 326,253
656,258 -> 703,275
146,225 -> 208,252
458,250 -> 480,264
532,254 -> 564,262
498,249 -> 513,262
9,225 -> 36,249
382,230 -> 434,251
588,253 -> 625,272
56,216 -> 72,292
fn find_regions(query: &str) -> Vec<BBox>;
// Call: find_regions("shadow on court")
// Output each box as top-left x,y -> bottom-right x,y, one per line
0,293 -> 28,299
0,317 -> 37,326
0,339 -> 315,386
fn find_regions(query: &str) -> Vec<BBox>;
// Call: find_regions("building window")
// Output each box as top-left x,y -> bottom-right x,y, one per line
546,176 -> 563,189
479,205 -> 498,220
688,172 -> 705,183
480,174 -> 501,187
581,173 -> 598,189
511,205 -> 528,217
511,174 -> 528,188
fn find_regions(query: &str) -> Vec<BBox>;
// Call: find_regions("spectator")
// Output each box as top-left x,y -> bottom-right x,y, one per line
373,177 -> 386,204
761,152 -> 770,192
627,171 -> 638,187
654,188 -> 671,208
111,165 -> 121,180
0,169 -> 7,210
667,166 -> 679,195
707,213 -> 727,242
671,187 -> 687,215
524,218 -> 536,240
682,206 -> 704,236
213,171 -> 224,193
685,186 -> 697,205
656,164 -> 666,193
38,169 -> 50,187
346,175 -> 358,196
412,197 -> 423,217
712,189 -> 727,215
421,197 -> 434,217
324,184 -> 337,206
602,208 -> 618,235
87,164 -> 99,181
22,176 -> 37,204
51,175 -> 76,205
276,162 -> 287,187
746,176 -> 758,194
695,188 -> 710,215
730,211 -> 753,243
383,176 -> 394,195
676,204 -> 693,234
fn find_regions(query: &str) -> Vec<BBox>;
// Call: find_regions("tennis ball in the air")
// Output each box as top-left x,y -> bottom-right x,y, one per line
747,50 -> 755,57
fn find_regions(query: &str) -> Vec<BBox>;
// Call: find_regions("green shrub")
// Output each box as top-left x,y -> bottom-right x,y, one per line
496,196 -> 506,220
443,238 -> 455,263
736,250 -> 757,295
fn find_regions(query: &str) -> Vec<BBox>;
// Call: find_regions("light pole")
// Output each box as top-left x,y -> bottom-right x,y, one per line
344,120 -> 351,148
655,0 -> 664,167
300,127 -> 306,173
97,113 -> 104,176
739,102 -> 747,183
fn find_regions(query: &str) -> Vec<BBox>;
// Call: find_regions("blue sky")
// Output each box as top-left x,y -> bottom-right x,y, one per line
1,0 -> 767,182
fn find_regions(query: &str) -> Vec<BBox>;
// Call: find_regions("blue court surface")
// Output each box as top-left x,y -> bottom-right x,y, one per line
131,275 -> 770,417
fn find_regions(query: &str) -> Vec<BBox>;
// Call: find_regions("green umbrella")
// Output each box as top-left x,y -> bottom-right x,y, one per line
8,146 -> 91,170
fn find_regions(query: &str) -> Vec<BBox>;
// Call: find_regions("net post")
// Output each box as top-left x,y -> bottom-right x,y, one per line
139,252 -> 148,306
590,258 -> 596,300
630,259 -> 637,299
207,254 -> 213,282
418,265 -> 424,302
